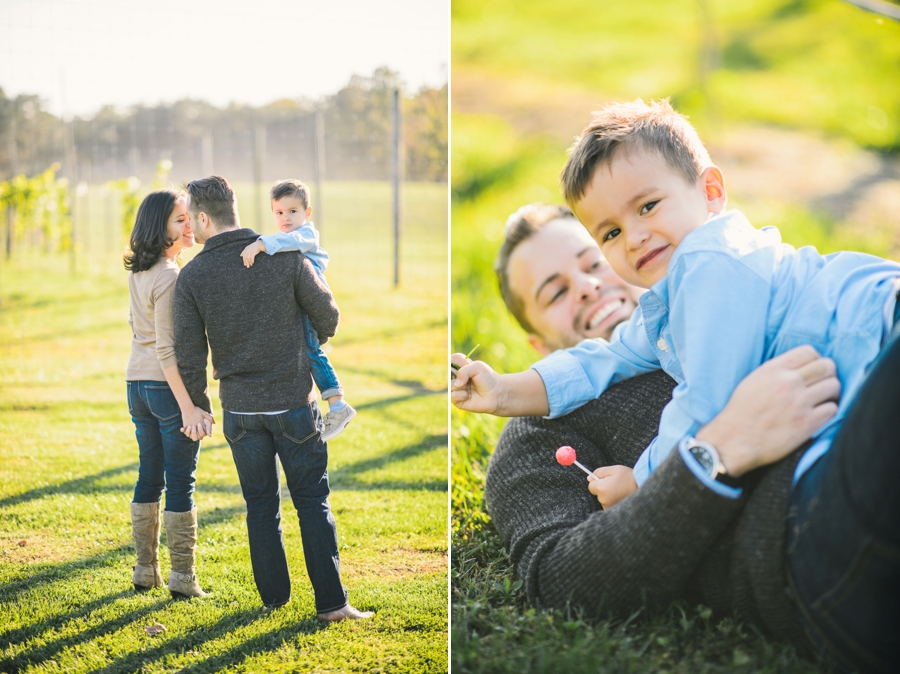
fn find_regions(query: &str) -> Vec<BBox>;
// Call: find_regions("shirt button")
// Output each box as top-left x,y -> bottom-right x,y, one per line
657,337 -> 668,351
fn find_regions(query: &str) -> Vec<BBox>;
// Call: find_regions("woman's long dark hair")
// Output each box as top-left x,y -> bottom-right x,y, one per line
123,189 -> 185,272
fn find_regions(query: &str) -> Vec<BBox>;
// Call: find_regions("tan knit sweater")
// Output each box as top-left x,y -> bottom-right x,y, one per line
126,256 -> 180,381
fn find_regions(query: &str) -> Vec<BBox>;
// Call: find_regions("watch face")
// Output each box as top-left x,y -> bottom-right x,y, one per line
689,445 -> 716,476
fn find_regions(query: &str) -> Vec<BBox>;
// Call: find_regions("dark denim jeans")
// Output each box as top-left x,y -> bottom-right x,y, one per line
128,380 -> 200,513
223,403 -> 347,612
786,335 -> 900,674
303,314 -> 342,400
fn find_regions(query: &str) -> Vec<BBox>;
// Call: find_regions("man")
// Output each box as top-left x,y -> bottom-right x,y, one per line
174,176 -> 371,621
495,203 -> 641,353
466,201 -> 889,671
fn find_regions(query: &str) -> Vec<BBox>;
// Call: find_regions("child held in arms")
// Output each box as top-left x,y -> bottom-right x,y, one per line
451,99 -> 900,508
242,179 -> 356,441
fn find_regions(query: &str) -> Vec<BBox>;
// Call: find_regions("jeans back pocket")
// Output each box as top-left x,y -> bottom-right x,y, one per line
144,384 -> 181,422
278,405 -> 318,445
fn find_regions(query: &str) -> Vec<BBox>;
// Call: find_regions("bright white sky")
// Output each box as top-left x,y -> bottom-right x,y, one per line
1,0 -> 449,117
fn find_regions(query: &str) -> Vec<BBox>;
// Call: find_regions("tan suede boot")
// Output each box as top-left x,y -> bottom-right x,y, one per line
164,508 -> 207,598
131,502 -> 163,591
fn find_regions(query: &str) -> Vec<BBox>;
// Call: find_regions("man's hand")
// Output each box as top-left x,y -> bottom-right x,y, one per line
180,406 -> 215,441
450,354 -> 504,414
698,345 -> 840,477
587,465 -> 638,509
240,239 -> 266,267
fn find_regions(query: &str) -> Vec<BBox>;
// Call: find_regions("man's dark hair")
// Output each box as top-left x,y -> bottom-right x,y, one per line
495,203 -> 576,334
186,175 -> 238,229
124,188 -> 184,273
270,179 -> 311,210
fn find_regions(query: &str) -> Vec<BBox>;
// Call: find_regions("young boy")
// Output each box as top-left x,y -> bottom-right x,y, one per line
242,179 -> 356,441
451,99 -> 900,507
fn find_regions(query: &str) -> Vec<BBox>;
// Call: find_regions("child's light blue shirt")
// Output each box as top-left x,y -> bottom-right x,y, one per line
259,221 -> 329,279
532,210 -> 900,496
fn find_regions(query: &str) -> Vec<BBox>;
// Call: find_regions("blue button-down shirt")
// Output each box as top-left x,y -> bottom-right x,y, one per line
532,210 -> 900,496
259,221 -> 329,279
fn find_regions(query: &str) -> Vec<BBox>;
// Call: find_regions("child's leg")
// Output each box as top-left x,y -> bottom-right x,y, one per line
302,313 -> 343,402
304,271 -> 356,441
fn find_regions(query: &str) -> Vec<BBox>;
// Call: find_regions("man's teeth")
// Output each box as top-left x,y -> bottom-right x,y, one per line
588,299 -> 625,329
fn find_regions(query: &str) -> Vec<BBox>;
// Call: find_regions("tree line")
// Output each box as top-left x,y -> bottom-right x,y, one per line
0,67 -> 447,186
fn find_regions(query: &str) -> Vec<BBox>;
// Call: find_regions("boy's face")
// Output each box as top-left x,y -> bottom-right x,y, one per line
272,195 -> 312,233
573,149 -> 726,288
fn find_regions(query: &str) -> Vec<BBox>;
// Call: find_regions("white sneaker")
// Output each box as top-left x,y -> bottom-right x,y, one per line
322,405 -> 356,441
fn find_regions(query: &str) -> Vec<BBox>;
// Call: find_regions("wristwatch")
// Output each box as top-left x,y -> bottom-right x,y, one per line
680,436 -> 740,488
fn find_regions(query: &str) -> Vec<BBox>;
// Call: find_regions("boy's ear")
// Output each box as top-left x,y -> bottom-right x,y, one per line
527,333 -> 552,357
700,166 -> 727,213
305,206 -> 313,220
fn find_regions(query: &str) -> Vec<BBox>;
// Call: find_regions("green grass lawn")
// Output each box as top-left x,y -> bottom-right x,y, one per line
0,181 -> 448,673
451,1 -> 898,672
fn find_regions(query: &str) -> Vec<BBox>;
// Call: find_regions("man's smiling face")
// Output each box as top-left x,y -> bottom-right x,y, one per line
507,217 -> 641,355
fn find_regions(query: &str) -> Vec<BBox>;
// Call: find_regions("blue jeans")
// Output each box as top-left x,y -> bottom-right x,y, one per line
222,403 -> 347,612
128,380 -> 200,513
303,314 -> 342,400
786,335 -> 900,674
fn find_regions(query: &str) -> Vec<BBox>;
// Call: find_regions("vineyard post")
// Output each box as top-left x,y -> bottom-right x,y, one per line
253,123 -> 266,232
4,203 -> 12,261
6,106 -> 19,260
201,131 -> 213,177
391,88 -> 403,288
66,118 -> 78,275
315,108 -> 325,241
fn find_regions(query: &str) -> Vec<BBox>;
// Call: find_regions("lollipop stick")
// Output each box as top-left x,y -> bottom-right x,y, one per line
573,460 -> 597,481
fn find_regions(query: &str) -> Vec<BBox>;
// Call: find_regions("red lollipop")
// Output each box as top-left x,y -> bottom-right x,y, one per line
555,445 -> 596,480
555,446 -> 576,465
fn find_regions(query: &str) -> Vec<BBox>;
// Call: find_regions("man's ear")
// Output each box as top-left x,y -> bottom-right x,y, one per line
700,166 -> 727,213
527,333 -> 551,357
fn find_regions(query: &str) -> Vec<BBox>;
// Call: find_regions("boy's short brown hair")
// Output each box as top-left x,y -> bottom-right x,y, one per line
560,99 -> 712,207
186,175 -> 238,229
270,179 -> 311,210
495,203 -> 575,334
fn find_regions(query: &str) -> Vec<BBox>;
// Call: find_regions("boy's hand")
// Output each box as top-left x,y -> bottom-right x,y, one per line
450,353 -> 503,415
587,465 -> 637,509
241,239 -> 266,267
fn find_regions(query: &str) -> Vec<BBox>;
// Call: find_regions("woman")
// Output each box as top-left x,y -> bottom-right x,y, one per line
124,189 -> 212,598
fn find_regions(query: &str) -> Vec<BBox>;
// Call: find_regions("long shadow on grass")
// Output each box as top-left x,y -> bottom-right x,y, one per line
167,618 -> 331,674
332,317 -> 446,348
0,442 -> 233,508
330,432 -> 447,492
0,593 -> 171,672
338,365 -> 445,394
353,389 -> 444,414
1,319 -> 128,345
0,463 -> 141,510
0,504 -> 247,603
0,287 -> 125,313
93,610 -> 328,674
0,588 -> 133,649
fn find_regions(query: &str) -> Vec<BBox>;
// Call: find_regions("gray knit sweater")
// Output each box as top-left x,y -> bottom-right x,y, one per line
173,228 -> 339,413
485,370 -> 809,651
